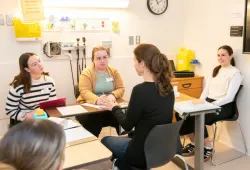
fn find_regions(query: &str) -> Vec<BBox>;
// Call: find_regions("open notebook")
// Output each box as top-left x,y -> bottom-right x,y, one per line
174,100 -> 221,116
48,117 -> 97,147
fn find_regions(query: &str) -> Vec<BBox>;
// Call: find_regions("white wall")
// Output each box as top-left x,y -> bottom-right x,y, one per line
0,0 -> 186,135
184,0 -> 250,153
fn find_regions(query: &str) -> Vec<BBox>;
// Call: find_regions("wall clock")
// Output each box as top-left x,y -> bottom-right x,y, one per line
147,0 -> 168,15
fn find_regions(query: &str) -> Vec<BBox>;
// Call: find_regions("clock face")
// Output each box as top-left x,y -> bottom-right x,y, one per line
147,0 -> 168,15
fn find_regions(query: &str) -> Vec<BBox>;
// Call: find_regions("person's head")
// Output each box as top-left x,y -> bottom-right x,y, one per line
92,46 -> 110,71
10,53 -> 48,93
133,44 -> 173,96
213,45 -> 236,77
0,120 -> 66,170
0,162 -> 16,170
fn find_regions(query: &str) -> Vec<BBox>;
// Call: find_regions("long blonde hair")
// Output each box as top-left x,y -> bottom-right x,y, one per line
0,120 -> 65,170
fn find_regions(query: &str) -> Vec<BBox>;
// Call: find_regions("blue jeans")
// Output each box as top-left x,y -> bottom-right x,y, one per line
101,136 -> 131,161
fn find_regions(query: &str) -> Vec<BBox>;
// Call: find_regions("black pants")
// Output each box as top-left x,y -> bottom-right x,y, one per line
76,111 -> 120,137
176,98 -> 235,138
9,118 -> 22,128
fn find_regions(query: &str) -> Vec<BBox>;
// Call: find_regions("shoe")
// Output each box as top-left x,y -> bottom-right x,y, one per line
182,143 -> 195,156
204,147 -> 213,162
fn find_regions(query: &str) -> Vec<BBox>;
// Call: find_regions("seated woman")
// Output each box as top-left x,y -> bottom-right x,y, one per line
176,45 -> 243,161
0,119 -> 65,170
101,44 -> 175,169
5,53 -> 57,126
76,46 -> 125,137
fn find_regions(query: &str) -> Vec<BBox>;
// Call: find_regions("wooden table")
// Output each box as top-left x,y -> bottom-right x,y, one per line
64,140 -> 112,170
45,98 -> 126,118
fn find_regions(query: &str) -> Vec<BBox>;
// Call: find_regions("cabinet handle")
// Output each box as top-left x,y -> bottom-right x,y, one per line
182,83 -> 191,88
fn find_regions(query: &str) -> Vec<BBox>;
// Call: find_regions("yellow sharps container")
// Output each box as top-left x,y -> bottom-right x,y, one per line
176,48 -> 195,71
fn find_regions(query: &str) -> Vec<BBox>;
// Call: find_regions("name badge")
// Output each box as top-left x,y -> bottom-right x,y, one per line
106,78 -> 113,82
41,88 -> 49,94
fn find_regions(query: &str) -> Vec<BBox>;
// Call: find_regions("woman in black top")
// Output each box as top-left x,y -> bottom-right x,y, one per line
101,44 -> 174,169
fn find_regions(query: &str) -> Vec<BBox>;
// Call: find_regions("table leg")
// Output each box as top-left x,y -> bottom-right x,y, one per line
195,114 -> 205,170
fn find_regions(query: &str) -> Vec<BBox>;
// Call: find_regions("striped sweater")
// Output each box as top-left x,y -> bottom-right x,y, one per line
5,75 -> 57,121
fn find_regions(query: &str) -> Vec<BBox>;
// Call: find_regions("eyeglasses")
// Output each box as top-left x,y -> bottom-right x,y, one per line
94,56 -> 109,61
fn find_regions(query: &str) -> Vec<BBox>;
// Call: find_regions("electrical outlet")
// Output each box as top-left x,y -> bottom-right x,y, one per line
5,14 -> 13,26
129,36 -> 134,45
136,36 -> 140,45
0,14 -> 4,26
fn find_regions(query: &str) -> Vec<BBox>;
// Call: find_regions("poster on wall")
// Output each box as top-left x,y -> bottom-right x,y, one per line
20,0 -> 45,22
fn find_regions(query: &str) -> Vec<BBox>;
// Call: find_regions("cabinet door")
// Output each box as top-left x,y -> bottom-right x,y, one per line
179,88 -> 202,99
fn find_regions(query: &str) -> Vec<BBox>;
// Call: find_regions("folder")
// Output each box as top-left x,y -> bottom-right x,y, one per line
39,97 -> 66,109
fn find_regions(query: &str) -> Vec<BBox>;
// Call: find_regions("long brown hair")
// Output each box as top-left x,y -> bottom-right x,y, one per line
212,45 -> 235,77
0,120 -> 65,170
9,53 -> 49,93
91,46 -> 110,62
0,162 -> 16,170
134,44 -> 173,96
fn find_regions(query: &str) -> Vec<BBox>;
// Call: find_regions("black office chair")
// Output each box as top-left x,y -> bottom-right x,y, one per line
74,84 -> 80,99
211,85 -> 248,166
113,119 -> 189,170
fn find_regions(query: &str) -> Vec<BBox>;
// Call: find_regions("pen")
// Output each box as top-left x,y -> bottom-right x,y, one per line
64,126 -> 80,131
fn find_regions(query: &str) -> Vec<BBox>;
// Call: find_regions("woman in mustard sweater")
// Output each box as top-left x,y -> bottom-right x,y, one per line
76,46 -> 125,137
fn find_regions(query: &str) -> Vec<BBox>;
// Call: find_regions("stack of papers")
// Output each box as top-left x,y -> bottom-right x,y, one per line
174,100 -> 221,116
57,105 -> 87,116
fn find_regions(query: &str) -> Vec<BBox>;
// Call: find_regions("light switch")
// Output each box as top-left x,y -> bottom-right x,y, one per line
136,36 -> 140,44
129,36 -> 134,45
0,14 -> 4,26
6,14 -> 13,26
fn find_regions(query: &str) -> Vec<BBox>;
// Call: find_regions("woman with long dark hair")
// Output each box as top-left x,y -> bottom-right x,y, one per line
177,45 -> 243,161
5,53 -> 56,126
101,44 -> 174,169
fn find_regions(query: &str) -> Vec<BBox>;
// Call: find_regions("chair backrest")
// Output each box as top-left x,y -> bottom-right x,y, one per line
234,85 -> 243,102
144,119 -> 184,169
228,84 -> 243,121
74,84 -> 80,99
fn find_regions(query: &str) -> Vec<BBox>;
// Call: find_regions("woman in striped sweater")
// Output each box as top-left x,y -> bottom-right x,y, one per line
5,52 -> 57,126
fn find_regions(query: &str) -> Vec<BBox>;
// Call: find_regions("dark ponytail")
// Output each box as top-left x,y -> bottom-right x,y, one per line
134,44 -> 172,96
212,45 -> 235,77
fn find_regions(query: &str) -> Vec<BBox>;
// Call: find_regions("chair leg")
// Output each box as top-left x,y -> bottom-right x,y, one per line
211,121 -> 248,166
112,159 -> 118,170
182,135 -> 186,147
212,123 -> 219,141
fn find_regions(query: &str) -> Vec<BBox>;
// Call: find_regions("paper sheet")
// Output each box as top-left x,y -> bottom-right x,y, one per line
64,126 -> 94,143
21,0 -> 45,22
82,103 -> 106,109
48,117 -> 81,130
57,105 -> 87,116
119,102 -> 128,108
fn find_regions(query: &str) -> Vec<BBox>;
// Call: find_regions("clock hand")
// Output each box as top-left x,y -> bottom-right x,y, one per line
158,0 -> 163,3
156,0 -> 159,5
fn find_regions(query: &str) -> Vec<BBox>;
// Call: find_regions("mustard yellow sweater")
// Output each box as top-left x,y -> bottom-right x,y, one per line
77,65 -> 125,104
